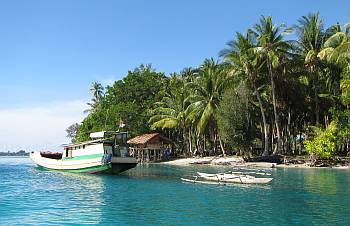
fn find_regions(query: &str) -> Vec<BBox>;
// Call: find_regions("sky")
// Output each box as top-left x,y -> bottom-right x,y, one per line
0,0 -> 349,151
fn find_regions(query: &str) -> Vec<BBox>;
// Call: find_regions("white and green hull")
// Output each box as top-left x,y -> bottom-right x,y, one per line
30,152 -> 137,174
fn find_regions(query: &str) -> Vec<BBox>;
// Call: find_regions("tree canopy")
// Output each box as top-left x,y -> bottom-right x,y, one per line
71,13 -> 350,160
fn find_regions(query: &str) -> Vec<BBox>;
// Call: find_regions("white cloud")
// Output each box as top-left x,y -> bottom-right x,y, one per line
0,100 -> 87,152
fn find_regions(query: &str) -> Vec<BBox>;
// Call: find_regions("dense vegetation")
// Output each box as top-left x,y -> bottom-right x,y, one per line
70,13 -> 350,159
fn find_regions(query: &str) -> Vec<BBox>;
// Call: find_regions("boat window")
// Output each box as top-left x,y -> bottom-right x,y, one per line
104,145 -> 113,155
113,146 -> 121,157
67,150 -> 72,158
83,145 -> 85,149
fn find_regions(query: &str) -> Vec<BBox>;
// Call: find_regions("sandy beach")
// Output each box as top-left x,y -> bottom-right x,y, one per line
160,156 -> 277,168
159,156 -> 349,169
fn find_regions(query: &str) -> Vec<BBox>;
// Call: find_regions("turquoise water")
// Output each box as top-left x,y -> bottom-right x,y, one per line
1,157 -> 350,225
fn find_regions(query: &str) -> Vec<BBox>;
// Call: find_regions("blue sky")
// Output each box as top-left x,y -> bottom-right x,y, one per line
0,0 -> 349,151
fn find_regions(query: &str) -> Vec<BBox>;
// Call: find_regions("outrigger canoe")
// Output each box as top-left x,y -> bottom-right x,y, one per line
181,172 -> 273,184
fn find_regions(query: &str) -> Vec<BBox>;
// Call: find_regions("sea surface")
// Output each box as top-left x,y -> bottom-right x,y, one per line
1,157 -> 350,225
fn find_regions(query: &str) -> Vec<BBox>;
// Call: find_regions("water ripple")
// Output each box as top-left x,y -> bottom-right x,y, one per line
1,158 -> 350,225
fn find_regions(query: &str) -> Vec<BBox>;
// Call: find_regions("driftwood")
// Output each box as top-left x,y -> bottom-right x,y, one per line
243,155 -> 284,164
311,157 -> 348,167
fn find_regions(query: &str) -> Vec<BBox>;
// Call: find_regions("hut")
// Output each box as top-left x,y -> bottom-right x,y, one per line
127,133 -> 172,163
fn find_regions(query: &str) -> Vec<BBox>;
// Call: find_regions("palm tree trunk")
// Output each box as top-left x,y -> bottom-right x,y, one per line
253,83 -> 269,156
218,135 -> 225,157
287,107 -> 291,154
182,126 -> 187,157
268,62 -> 281,155
314,79 -> 320,125
311,67 -> 320,125
188,128 -> 192,155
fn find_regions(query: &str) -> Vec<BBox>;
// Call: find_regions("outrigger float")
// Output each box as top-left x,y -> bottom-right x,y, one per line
30,131 -> 138,174
181,171 -> 273,185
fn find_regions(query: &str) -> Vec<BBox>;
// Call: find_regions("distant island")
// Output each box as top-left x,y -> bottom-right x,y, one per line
0,150 -> 29,157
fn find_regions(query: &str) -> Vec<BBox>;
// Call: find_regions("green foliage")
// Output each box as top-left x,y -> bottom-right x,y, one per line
186,59 -> 231,135
71,13 -> 350,159
216,82 -> 254,151
331,108 -> 350,143
149,74 -> 188,130
66,123 -> 80,143
305,122 -> 338,158
76,65 -> 167,141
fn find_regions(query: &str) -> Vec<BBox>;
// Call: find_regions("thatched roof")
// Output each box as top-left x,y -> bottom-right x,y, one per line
127,133 -> 172,145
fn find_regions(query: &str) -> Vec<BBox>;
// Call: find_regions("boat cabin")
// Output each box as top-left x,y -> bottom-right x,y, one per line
41,131 -> 130,160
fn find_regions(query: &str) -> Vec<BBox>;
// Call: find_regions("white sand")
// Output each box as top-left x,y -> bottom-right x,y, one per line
160,156 -> 349,169
160,156 -> 277,168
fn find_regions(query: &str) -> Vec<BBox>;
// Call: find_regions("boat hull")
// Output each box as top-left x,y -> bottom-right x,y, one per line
197,172 -> 273,184
36,164 -> 112,174
30,152 -> 137,174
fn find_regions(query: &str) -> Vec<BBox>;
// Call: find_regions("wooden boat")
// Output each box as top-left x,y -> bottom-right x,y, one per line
228,171 -> 271,176
181,177 -> 234,185
196,172 -> 273,184
39,152 -> 62,159
30,131 -> 138,174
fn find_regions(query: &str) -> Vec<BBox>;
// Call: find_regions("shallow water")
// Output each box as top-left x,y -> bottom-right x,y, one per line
1,157 -> 350,225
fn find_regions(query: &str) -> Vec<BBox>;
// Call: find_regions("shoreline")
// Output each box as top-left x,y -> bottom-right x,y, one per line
158,156 -> 349,169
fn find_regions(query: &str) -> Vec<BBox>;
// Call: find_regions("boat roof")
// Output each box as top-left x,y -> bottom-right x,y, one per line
62,131 -> 127,148
62,139 -> 105,148
90,131 -> 128,139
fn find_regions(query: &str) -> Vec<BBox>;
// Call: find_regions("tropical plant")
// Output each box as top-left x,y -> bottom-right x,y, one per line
186,59 -> 231,155
66,123 -> 80,143
295,12 -> 325,125
221,31 -> 270,156
216,82 -> 254,153
305,121 -> 338,159
249,16 -> 292,154
85,81 -> 104,113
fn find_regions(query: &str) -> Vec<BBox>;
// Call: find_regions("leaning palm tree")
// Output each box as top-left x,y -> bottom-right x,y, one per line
220,31 -> 270,156
249,16 -> 292,154
295,12 -> 325,125
186,59 -> 231,155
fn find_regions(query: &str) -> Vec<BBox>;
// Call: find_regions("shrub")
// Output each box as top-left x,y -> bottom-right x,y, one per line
305,122 -> 338,159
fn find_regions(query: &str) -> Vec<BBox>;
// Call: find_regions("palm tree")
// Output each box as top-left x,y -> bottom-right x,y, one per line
91,81 -> 104,101
295,12 -> 325,125
249,16 -> 292,154
85,82 -> 104,113
220,31 -> 270,156
149,74 -> 187,130
319,30 -> 350,66
318,26 -> 350,107
186,59 -> 231,155
149,74 -> 191,154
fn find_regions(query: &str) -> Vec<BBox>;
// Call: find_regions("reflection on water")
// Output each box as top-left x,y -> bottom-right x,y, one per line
303,169 -> 342,196
1,157 -> 350,225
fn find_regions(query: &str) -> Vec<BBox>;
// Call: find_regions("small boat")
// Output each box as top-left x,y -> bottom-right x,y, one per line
196,172 -> 273,184
181,177 -> 233,185
30,131 -> 138,174
228,171 -> 271,176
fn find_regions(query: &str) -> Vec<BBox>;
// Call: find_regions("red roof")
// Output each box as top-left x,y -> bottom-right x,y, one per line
127,133 -> 172,145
